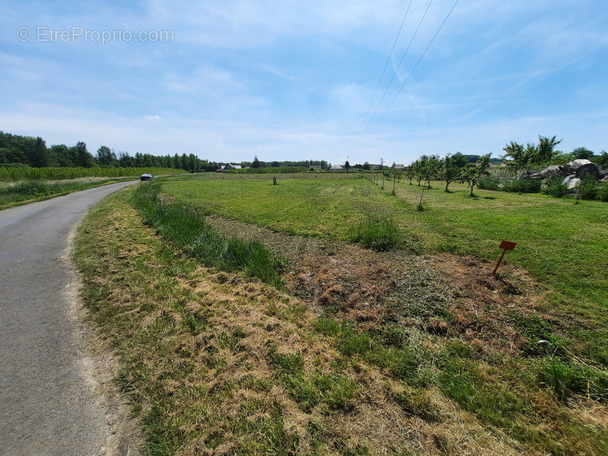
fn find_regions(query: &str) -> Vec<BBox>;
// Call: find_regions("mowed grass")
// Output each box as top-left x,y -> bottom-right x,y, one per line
162,174 -> 608,364
161,174 -> 411,240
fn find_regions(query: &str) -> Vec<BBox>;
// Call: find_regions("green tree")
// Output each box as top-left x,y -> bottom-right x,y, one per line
73,141 -> 95,168
345,160 -> 350,173
460,154 -> 491,196
252,156 -> 261,168
535,135 -> 562,164
422,154 -> 441,188
95,146 -> 117,166
362,161 -> 371,170
570,147 -> 594,160
442,152 -> 467,192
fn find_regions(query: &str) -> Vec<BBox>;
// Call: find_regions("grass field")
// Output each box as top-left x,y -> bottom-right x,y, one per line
75,175 -> 608,455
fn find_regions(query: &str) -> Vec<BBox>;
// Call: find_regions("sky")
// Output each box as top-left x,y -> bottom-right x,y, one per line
1,0 -> 607,166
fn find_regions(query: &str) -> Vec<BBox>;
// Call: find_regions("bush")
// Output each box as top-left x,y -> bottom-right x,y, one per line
352,216 -> 400,251
578,176 -> 599,201
477,175 -> 500,191
502,178 -> 541,194
542,177 -> 568,198
598,183 -> 608,202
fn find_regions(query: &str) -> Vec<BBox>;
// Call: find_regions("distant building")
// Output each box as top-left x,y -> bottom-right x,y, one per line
393,164 -> 405,170
217,164 -> 242,172
330,164 -> 343,171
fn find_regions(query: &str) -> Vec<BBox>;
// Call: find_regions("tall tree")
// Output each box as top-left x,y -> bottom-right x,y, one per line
96,145 -> 117,166
535,136 -> 562,164
73,141 -> 95,168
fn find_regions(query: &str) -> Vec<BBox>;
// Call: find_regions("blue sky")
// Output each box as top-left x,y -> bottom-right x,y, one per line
1,0 -> 607,165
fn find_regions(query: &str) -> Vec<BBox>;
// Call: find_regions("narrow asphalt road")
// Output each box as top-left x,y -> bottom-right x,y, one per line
0,182 -> 135,456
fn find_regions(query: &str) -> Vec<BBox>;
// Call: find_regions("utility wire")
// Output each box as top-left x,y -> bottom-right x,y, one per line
362,0 -> 435,133
356,0 -> 414,137
370,0 -> 460,133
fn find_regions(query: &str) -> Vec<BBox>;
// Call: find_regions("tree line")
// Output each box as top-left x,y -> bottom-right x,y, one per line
0,131 -> 331,173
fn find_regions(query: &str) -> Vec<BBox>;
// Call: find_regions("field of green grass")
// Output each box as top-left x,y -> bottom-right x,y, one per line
163,174 -> 608,356
75,174 -> 608,455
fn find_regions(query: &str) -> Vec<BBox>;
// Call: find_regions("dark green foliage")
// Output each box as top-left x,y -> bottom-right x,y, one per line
477,174 -> 501,191
597,183 -> 608,202
502,178 -> 541,194
352,216 -> 400,251
578,176 -> 599,200
542,177 -> 568,198
131,182 -> 284,287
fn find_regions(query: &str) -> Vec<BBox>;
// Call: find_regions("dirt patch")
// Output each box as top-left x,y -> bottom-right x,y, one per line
206,214 -> 550,354
428,254 -> 548,353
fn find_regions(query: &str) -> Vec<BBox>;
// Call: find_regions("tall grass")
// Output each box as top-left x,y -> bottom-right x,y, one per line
0,166 -> 186,181
131,181 -> 284,287
352,216 -> 401,251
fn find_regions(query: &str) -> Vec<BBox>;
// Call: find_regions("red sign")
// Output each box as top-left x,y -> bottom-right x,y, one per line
493,241 -> 517,275
499,241 -> 517,251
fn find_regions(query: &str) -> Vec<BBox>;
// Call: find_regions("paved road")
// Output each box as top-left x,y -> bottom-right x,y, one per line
0,182 -> 135,456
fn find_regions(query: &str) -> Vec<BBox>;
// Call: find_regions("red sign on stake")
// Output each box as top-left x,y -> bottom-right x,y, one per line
493,241 -> 517,275
499,241 -> 517,251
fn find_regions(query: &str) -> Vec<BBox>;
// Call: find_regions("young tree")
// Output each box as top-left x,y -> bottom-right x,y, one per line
460,153 -> 491,196
442,152 -> 467,192
422,154 -> 441,188
344,160 -> 350,173
252,156 -> 261,168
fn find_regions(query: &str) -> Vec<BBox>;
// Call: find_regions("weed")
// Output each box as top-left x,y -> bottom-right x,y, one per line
352,216 -> 400,251
539,359 -> 608,402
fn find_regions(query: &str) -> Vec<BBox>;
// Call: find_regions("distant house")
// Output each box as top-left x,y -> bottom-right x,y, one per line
217,164 -> 243,172
393,164 -> 405,170
330,164 -> 343,171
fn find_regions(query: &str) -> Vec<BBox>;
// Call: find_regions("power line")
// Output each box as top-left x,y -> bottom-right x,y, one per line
370,0 -> 460,134
357,0 -> 414,137
362,0 -> 435,133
